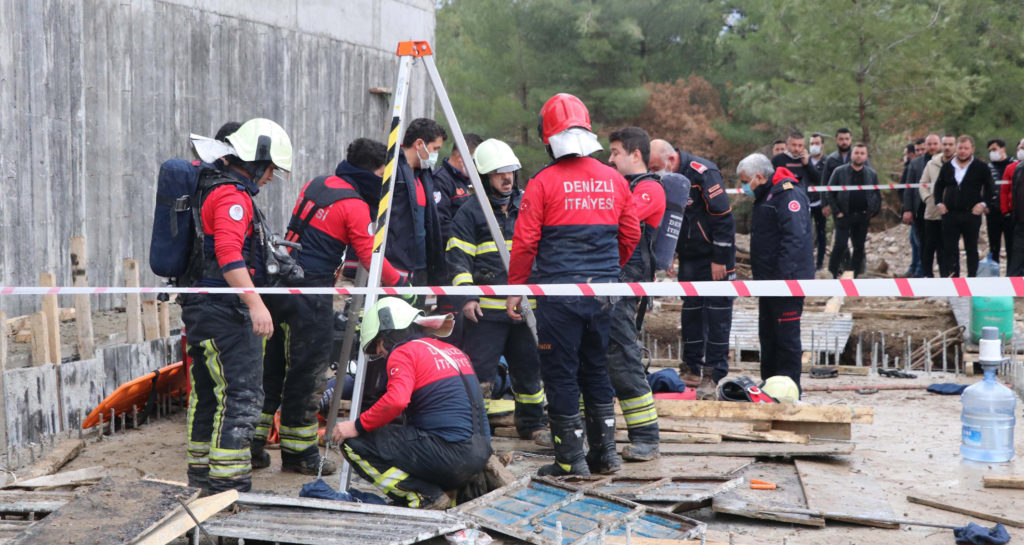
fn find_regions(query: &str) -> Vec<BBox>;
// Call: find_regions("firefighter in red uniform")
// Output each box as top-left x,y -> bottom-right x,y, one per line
507,94 -> 641,476
332,298 -> 491,509
253,138 -> 404,475
181,118 -> 292,494
606,127 -> 665,461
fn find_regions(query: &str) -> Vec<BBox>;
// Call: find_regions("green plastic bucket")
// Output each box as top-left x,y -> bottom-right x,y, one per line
970,297 -> 1015,344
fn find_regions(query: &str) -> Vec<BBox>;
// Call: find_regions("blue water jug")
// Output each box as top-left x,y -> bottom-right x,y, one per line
961,327 -> 1016,462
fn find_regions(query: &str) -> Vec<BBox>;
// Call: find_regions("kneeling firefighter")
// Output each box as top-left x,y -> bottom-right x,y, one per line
331,298 -> 491,509
446,138 -> 550,446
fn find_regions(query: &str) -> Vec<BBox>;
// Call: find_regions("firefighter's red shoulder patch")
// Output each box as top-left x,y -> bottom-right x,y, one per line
690,161 -> 708,174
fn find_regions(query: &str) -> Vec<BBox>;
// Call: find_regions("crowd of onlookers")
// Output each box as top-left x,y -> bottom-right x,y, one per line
768,130 -> 1024,278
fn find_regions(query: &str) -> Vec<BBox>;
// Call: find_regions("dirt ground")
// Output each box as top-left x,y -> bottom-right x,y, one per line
58,370 -> 1024,545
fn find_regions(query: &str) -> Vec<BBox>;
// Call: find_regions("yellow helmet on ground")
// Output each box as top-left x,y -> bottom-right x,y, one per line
761,375 -> 800,403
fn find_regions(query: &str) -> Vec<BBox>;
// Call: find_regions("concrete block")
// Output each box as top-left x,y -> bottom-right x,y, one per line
58,358 -> 106,431
3,365 -> 60,448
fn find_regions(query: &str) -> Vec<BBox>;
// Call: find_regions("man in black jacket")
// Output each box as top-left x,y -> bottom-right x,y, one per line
985,138 -> 1014,264
825,144 -> 881,278
737,154 -> 814,391
649,139 -> 736,397
820,128 -> 853,201
434,133 -> 484,243
392,118 -> 448,288
446,138 -> 549,446
934,135 -> 995,277
903,135 -> 939,277
807,133 -> 828,270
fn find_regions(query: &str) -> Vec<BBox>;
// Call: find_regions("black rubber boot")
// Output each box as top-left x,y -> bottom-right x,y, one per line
537,414 -> 590,477
584,402 -> 622,475
250,439 -> 271,470
620,421 -> 660,462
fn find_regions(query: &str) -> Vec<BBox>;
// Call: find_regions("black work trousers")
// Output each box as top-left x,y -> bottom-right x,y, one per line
678,256 -> 733,382
987,213 -> 1013,263
606,295 -> 658,441
828,212 -> 869,278
1009,223 -> 1024,277
343,424 -> 490,508
921,219 -> 946,277
460,317 -> 546,436
181,294 -> 264,494
536,296 -> 615,418
811,205 -> 827,270
757,296 -> 804,390
941,212 -> 982,277
258,293 -> 333,461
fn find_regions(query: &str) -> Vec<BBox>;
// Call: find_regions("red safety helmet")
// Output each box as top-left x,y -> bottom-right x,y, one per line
538,93 -> 591,144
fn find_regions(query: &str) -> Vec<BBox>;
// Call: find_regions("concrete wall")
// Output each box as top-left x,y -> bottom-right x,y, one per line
0,0 -> 436,316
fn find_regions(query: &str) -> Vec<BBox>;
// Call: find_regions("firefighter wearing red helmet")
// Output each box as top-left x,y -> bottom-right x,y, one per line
507,93 -> 641,476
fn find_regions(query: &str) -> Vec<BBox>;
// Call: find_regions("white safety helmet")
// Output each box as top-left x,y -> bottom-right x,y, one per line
226,118 -> 293,172
473,139 -> 521,175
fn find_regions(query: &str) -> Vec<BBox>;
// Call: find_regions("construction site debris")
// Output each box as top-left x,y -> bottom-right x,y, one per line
9,478 -> 198,545
712,461 -> 825,527
908,486 -> 1024,528
5,466 -> 105,490
203,493 -> 466,545
131,489 -> 237,545
794,459 -> 898,529
454,475 -> 704,545
983,475 -> 1024,489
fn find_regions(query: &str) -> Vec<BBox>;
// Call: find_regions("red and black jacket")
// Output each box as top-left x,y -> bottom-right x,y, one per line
356,336 -> 486,442
196,168 -> 266,288
509,156 -> 640,285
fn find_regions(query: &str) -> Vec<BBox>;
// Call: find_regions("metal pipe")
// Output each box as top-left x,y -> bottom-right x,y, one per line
110,408 -> 116,435
942,331 -> 948,373
856,334 -> 862,367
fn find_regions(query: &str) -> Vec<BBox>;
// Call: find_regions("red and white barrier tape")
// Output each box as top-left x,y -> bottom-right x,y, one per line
2,277 -> 1023,298
723,180 -> 1008,194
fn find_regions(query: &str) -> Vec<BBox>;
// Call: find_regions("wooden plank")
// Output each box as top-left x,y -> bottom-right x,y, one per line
9,478 -> 199,545
983,475 -> 1024,489
14,330 -> 31,343
614,431 -> 721,444
660,441 -> 853,458
158,301 -> 170,338
907,488 -> 1024,528
795,459 -> 898,529
12,440 -> 85,482
770,421 -> 852,441
652,399 -> 873,424
142,300 -> 160,341
720,430 -> 809,444
124,259 -> 142,344
130,490 -> 238,545
10,467 -> 105,490
29,312 -> 51,365
712,461 -> 825,527
70,236 -> 95,359
39,273 -> 62,364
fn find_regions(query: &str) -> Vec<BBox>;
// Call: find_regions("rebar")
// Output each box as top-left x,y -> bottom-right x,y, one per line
942,331 -> 948,373
110,408 -> 116,435
925,338 -> 932,376
132,405 -> 138,429
77,409 -> 83,440
856,334 -> 863,366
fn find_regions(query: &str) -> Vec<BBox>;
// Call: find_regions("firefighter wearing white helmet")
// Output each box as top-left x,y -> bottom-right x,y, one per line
331,297 -> 491,509
446,139 -> 552,447
180,118 -> 293,495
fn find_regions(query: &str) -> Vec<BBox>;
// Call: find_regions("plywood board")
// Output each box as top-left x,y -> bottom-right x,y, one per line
712,462 -> 825,527
0,489 -> 75,514
9,478 -> 198,545
907,487 -> 1024,528
14,439 -> 85,482
659,440 -> 854,458
795,459 -> 897,528
10,466 -> 105,490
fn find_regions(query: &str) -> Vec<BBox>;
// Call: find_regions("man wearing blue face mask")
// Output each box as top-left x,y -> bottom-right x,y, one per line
391,118 -> 448,290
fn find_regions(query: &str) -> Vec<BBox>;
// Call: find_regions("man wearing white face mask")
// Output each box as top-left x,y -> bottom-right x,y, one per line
985,139 -> 1014,265
391,118 -> 449,292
